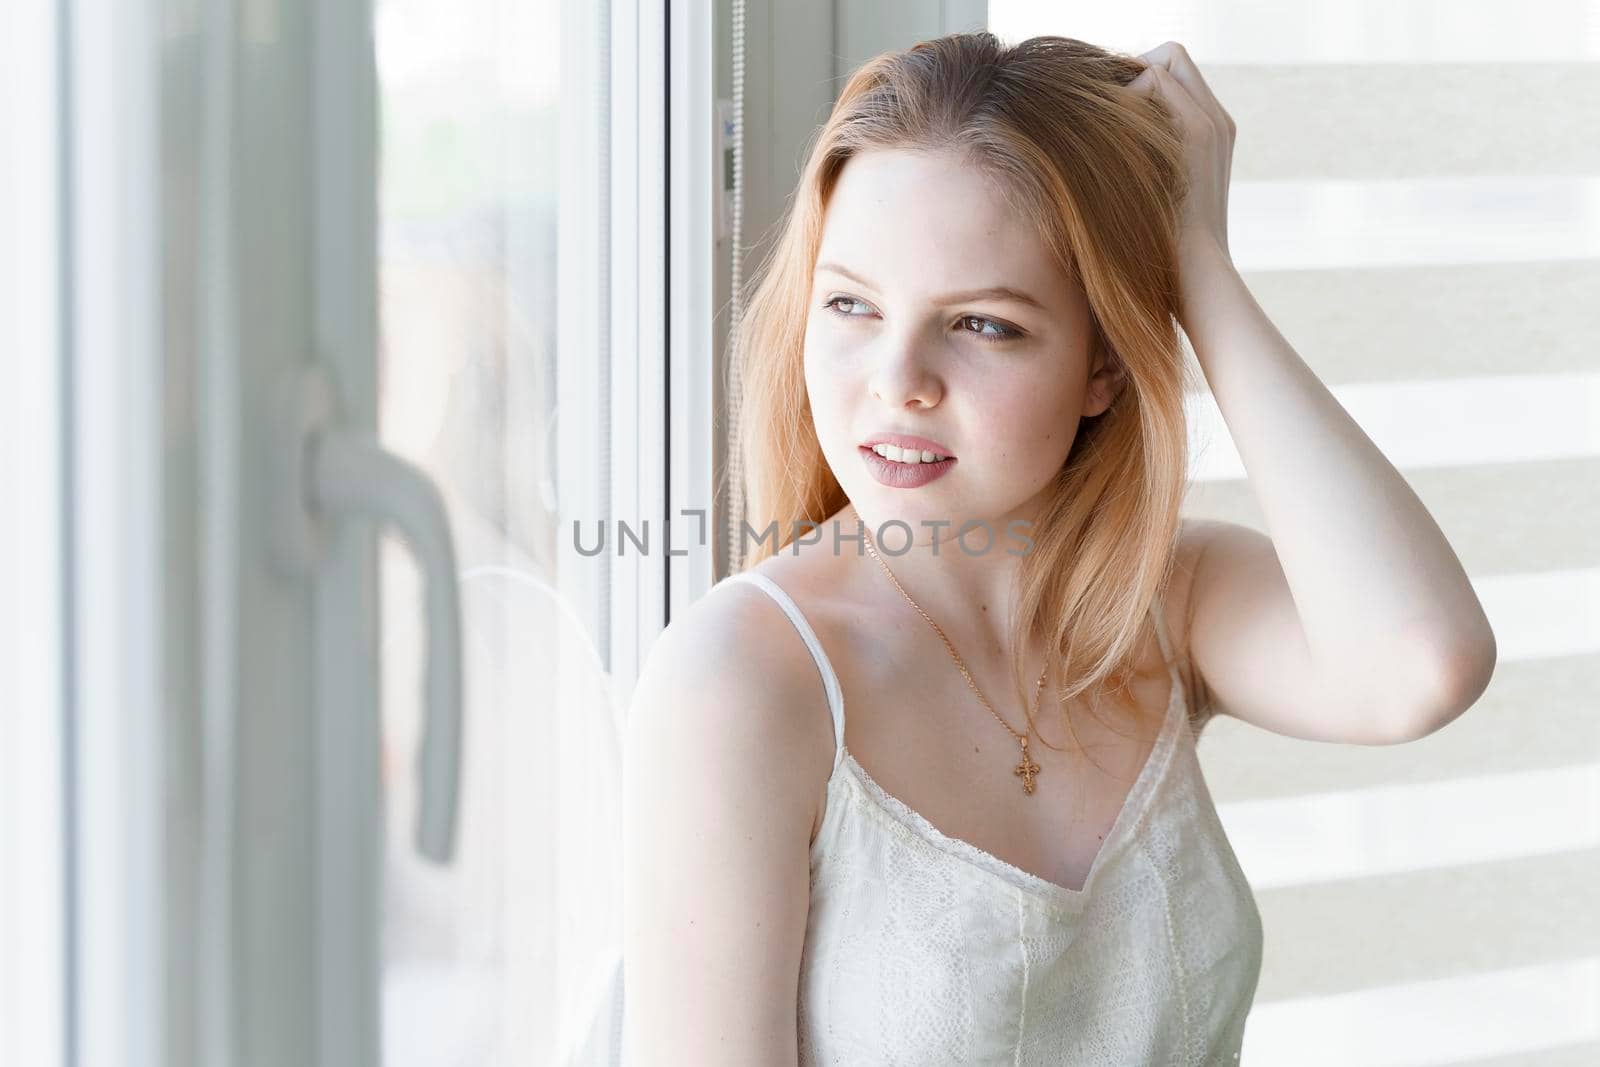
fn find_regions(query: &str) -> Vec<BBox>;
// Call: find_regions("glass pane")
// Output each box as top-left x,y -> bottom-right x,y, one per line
374,1 -> 614,1062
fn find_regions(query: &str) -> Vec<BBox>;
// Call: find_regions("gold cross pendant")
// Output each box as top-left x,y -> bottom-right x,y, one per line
1014,738 -> 1041,795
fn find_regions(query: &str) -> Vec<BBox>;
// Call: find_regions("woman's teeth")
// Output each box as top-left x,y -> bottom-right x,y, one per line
871,444 -> 950,464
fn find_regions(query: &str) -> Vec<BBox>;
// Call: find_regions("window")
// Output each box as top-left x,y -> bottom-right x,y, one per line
373,0 -> 711,1060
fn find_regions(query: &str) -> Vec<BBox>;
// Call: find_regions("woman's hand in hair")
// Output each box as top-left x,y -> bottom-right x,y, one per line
1127,41 -> 1237,283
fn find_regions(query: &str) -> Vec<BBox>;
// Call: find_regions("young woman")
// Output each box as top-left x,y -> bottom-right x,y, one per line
621,32 -> 1495,1065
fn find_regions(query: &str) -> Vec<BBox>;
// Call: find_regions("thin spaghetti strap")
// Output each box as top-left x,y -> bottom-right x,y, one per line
1149,596 -> 1171,657
722,571 -> 847,770
1150,594 -> 1201,733
1149,595 -> 1182,688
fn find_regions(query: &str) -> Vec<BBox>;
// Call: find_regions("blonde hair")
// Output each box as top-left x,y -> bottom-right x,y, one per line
724,31 -> 1201,748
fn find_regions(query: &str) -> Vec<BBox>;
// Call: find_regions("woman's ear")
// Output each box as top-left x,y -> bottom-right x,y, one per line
1082,346 -> 1126,418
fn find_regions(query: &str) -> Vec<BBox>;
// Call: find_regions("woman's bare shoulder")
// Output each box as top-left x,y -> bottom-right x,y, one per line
621,572 -> 830,1061
626,564 -> 840,795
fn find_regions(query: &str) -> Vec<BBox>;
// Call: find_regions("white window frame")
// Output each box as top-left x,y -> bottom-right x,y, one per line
604,0 -> 716,699
57,1 -> 168,1065
2,4 -> 67,1066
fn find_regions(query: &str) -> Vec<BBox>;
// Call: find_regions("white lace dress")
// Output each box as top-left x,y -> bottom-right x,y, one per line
724,570 -> 1264,1066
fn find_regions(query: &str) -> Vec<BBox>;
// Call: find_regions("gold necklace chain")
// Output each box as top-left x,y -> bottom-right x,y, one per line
861,522 -> 1051,796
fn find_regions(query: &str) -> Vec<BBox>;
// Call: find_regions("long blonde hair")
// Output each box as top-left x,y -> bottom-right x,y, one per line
724,31 -> 1201,745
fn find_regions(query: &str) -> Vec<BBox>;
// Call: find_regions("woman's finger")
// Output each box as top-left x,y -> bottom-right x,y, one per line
1131,61 -> 1207,136
1139,41 -> 1233,133
1139,42 -> 1218,114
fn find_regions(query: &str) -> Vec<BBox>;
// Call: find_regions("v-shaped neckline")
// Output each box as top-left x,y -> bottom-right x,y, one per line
827,675 -> 1186,915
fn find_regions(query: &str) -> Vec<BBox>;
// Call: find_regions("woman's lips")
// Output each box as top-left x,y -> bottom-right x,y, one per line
859,445 -> 957,488
861,433 -> 955,456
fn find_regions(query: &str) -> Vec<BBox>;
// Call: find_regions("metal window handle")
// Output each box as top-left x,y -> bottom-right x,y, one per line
271,365 -> 462,864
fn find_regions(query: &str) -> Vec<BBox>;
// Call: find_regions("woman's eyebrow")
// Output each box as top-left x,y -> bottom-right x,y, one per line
814,261 -> 1048,313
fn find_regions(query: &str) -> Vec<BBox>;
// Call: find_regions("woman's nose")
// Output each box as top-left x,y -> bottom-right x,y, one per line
867,330 -> 944,409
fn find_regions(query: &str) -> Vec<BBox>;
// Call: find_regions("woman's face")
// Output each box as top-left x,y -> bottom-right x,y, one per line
804,147 -> 1117,543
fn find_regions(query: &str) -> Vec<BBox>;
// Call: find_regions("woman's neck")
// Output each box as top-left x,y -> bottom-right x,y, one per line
833,500 -> 1042,661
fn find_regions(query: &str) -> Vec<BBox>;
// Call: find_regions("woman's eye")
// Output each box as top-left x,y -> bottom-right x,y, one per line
959,315 -> 1023,343
822,296 -> 872,317
821,296 -> 1024,344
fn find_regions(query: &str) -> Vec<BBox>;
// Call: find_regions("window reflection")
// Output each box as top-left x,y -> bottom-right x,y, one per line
374,1 -> 607,1062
